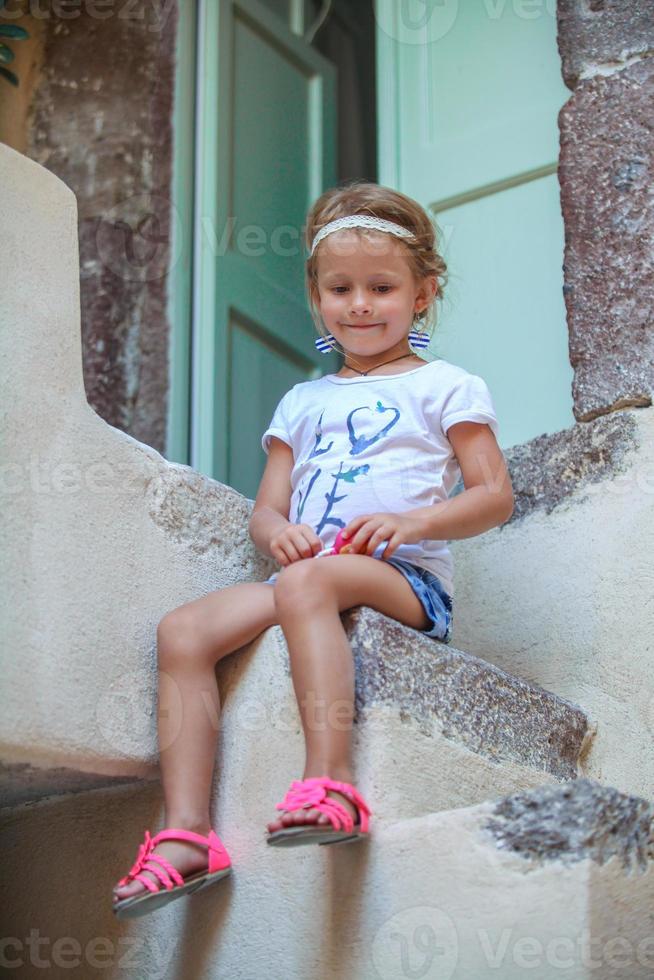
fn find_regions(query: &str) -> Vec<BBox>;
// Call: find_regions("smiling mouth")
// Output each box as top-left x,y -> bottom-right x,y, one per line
345,323 -> 383,328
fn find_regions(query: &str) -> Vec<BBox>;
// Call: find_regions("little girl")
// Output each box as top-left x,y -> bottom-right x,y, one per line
112,181 -> 514,919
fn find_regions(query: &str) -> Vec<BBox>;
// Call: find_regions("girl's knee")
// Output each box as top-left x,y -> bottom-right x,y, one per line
273,560 -> 333,613
158,607 -> 193,640
157,609 -> 206,666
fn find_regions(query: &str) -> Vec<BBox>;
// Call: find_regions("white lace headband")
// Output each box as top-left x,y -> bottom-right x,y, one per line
309,215 -> 417,256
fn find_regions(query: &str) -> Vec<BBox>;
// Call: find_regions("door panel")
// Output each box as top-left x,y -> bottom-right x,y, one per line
435,174 -> 574,449
229,314 -> 313,499
391,0 -> 567,205
375,0 -> 573,448
193,0 -> 338,496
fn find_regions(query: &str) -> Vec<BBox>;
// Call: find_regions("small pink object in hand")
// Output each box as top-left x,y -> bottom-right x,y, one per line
315,528 -> 354,558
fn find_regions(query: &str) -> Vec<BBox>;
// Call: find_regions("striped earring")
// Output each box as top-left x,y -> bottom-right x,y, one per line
314,330 -> 430,352
314,333 -> 337,353
407,329 -> 430,349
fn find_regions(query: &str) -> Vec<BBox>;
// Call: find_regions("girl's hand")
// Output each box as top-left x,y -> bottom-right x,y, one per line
270,523 -> 323,567
340,512 -> 422,560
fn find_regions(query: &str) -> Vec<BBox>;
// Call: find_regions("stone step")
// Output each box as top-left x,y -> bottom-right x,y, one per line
3,776 -> 650,980
215,604 -> 593,826
0,594 -> 591,812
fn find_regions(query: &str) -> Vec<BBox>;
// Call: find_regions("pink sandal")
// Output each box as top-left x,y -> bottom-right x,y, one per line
266,776 -> 372,847
112,828 -> 232,919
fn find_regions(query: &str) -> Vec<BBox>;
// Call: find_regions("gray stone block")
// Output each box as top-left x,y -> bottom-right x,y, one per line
557,0 -> 654,90
484,777 -> 654,872
559,58 -> 654,421
340,605 -> 591,780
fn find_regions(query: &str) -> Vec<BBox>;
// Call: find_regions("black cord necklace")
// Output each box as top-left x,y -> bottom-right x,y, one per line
342,351 -> 415,377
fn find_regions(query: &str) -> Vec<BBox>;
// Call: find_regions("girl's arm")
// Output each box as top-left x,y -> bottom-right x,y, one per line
408,421 -> 514,541
248,437 -> 294,558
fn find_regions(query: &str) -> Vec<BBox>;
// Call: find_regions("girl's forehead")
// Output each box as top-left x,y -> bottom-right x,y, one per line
316,230 -> 412,275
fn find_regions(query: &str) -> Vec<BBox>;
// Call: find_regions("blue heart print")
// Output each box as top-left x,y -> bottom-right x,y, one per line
347,401 -> 400,455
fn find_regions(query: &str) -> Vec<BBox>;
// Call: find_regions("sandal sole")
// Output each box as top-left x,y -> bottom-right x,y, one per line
112,866 -> 232,920
266,827 -> 369,848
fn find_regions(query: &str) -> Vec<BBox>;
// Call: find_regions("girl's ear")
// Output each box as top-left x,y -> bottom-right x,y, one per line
416,276 -> 438,313
417,275 -> 438,310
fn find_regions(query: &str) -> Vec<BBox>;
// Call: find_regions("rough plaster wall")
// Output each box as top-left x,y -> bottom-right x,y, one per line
452,406 -> 654,800
26,0 -> 178,454
0,143 -> 275,797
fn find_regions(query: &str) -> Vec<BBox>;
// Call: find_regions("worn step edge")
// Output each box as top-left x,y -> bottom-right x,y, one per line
339,605 -> 592,781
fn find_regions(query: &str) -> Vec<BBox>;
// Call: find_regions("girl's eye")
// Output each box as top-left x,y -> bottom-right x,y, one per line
331,286 -> 392,294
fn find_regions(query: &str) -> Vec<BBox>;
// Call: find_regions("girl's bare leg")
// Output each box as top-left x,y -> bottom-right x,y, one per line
266,555 -> 429,833
113,582 -> 276,902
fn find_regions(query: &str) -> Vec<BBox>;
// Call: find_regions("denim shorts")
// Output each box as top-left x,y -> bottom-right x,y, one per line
264,557 -> 453,644
381,557 -> 454,644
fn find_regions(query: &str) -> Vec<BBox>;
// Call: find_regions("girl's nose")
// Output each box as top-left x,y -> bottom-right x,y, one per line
350,294 -> 372,315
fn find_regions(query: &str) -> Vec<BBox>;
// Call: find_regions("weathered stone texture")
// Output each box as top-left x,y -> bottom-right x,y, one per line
485,778 -> 654,872
558,57 -> 654,422
503,409 -> 639,523
338,606 -> 590,780
0,762 -> 142,810
147,463 -> 277,578
27,2 -> 178,454
557,0 -> 654,90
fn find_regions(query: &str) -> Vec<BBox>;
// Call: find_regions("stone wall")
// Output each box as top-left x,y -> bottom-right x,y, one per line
556,0 -> 654,423
1,0 -> 179,455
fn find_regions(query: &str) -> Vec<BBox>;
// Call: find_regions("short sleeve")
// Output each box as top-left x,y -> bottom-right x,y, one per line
440,373 -> 500,441
261,389 -> 294,455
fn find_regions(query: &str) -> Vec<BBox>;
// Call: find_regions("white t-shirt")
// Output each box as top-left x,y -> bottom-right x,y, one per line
260,357 -> 499,598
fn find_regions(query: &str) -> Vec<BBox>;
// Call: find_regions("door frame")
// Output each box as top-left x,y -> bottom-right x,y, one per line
165,0 -> 197,465
167,0 -> 338,473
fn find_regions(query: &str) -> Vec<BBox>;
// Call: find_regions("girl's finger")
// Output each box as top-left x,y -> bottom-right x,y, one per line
299,529 -> 321,557
280,539 -> 302,564
290,535 -> 313,560
342,515 -> 369,539
348,528 -> 371,552
366,526 -> 389,555
382,532 -> 400,560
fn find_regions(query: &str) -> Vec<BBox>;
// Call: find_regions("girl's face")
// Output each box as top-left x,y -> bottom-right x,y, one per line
313,230 -> 436,367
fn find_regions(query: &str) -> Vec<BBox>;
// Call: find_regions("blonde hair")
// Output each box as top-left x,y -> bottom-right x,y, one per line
305,180 -> 448,353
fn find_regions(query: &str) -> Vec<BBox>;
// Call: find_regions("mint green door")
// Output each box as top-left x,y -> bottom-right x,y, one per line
375,0 -> 574,449
193,0 -> 338,497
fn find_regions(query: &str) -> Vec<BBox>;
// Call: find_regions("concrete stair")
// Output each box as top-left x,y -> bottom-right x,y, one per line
3,773 -> 651,980
212,603 -> 592,834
